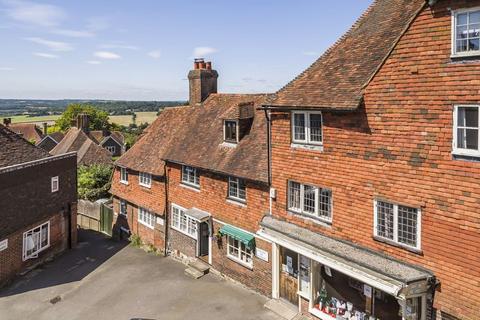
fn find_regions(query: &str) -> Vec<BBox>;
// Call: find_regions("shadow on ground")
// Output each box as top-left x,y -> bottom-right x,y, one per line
0,228 -> 127,298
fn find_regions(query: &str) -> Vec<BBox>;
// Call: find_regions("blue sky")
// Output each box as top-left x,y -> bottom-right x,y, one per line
0,0 -> 372,100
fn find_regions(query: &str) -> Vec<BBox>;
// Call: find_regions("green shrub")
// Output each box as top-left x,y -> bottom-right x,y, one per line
129,234 -> 142,247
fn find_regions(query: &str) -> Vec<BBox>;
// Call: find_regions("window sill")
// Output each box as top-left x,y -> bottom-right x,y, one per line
226,197 -> 247,207
452,149 -> 480,158
138,220 -> 154,230
221,142 -> 238,148
287,210 -> 332,227
180,183 -> 200,192
139,183 -> 151,189
120,181 -> 129,185
372,235 -> 422,255
291,143 -> 324,152
227,255 -> 253,270
451,52 -> 480,59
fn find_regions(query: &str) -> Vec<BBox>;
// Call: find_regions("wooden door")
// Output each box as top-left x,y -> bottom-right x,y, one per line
279,247 -> 298,306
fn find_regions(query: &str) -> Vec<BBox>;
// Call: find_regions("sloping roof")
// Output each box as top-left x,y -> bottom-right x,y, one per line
49,131 -> 65,143
269,0 -> 425,109
8,123 -> 44,143
163,94 -> 270,183
115,107 -> 189,176
89,130 -> 124,146
0,124 -> 50,167
50,127 -> 112,166
116,93 -> 270,183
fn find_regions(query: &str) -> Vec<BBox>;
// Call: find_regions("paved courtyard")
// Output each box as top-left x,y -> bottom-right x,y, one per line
0,230 -> 279,320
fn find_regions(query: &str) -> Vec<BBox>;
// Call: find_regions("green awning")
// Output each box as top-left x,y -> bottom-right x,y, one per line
219,224 -> 255,249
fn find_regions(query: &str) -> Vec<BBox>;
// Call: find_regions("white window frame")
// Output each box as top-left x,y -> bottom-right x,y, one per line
181,165 -> 200,188
106,145 -> 116,154
451,7 -> 480,57
119,199 -> 127,216
453,105 -> 480,157
139,172 -> 152,188
120,167 -> 128,184
22,221 -> 50,261
51,176 -> 59,193
373,199 -> 422,251
223,119 -> 239,143
228,177 -> 246,202
170,204 -> 198,239
226,235 -> 253,268
287,180 -> 332,223
291,111 -> 323,145
138,207 -> 155,229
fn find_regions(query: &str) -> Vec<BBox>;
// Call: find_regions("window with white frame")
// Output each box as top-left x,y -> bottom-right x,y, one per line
181,165 -> 199,187
171,204 -> 198,238
224,120 -> 238,143
120,167 -> 128,184
288,181 -> 332,222
292,111 -> 323,145
119,199 -> 127,216
138,207 -> 154,229
23,221 -> 50,261
227,236 -> 253,267
228,177 -> 246,201
453,105 -> 480,156
139,172 -> 152,188
374,200 -> 421,250
452,8 -> 480,56
106,146 -> 116,154
51,176 -> 59,192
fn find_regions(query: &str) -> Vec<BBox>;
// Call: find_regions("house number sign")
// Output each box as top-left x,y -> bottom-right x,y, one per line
0,239 -> 8,252
255,248 -> 269,262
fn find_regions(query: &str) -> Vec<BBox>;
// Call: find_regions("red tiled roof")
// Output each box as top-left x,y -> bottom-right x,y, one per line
8,123 -> 44,143
269,0 -> 425,110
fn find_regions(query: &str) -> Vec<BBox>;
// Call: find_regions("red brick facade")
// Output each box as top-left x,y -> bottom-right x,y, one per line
269,2 -> 480,319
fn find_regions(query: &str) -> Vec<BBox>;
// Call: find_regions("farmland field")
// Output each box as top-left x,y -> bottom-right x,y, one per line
1,111 -> 158,126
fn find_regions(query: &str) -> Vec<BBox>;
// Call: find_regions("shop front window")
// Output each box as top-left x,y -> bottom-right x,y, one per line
299,255 -> 311,297
311,263 -> 405,320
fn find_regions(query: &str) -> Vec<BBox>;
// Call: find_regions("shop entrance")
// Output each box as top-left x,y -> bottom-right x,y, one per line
279,247 -> 298,306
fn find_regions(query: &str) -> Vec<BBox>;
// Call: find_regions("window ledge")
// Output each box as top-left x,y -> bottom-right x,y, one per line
139,183 -> 151,189
227,255 -> 253,270
120,180 -> 129,185
373,236 -> 422,255
452,149 -> 480,158
291,143 -> 324,152
288,210 -> 332,228
226,198 -> 247,207
451,52 -> 480,59
180,183 -> 200,192
221,142 -> 237,148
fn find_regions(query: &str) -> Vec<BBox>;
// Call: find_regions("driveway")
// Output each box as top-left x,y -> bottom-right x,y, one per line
0,230 -> 279,320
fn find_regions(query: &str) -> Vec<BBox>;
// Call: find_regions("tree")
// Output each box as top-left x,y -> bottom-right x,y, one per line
56,103 -> 110,132
77,164 -> 113,201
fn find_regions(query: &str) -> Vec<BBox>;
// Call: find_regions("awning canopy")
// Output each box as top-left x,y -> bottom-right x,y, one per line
219,224 -> 255,249
185,208 -> 210,222
259,216 -> 434,297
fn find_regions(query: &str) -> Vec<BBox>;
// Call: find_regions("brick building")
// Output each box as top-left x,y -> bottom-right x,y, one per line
110,60 -> 273,295
259,0 -> 480,319
0,124 -> 77,287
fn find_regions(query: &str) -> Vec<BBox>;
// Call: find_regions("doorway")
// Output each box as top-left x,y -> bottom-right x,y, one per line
197,221 -> 209,257
279,247 -> 298,306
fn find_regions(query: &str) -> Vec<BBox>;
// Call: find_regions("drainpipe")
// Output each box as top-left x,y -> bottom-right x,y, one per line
264,108 -> 272,215
67,203 -> 72,249
163,163 -> 170,257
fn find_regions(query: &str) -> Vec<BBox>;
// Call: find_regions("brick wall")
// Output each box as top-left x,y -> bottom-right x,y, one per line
0,212 -> 70,287
270,2 -> 480,319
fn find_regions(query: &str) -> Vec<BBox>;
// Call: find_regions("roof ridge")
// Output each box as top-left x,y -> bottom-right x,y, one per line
273,0 -> 379,99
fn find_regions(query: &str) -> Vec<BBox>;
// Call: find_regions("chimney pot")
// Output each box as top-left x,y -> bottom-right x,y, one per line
199,61 -> 206,69
206,61 -> 212,70
43,122 -> 48,135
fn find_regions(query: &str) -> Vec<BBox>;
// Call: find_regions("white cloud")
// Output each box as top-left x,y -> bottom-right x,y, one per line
33,52 -> 59,59
100,43 -> 139,50
52,29 -> 94,38
86,16 -> 110,31
94,51 -> 121,59
4,0 -> 66,27
192,46 -> 217,57
0,67 -> 14,71
303,51 -> 318,56
25,37 -> 73,51
86,60 -> 101,65
148,50 -> 161,59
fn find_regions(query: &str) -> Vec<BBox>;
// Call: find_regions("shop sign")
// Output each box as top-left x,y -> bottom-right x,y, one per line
0,239 -> 8,252
286,255 -> 293,274
255,248 -> 269,262
363,284 -> 372,298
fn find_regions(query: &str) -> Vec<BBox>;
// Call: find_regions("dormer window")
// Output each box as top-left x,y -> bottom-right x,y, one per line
224,120 -> 238,143
452,8 -> 480,57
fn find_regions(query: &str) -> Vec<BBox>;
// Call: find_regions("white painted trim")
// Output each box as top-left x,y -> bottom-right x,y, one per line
451,7 -> 480,57
138,172 -> 152,188
452,105 -> 480,157
51,176 -> 59,193
138,207 -> 155,229
223,119 -> 239,143
36,134 -> 59,146
171,203 -> 198,239
271,242 -> 280,299
22,221 -> 50,261
258,229 -> 403,296
291,110 -> 324,146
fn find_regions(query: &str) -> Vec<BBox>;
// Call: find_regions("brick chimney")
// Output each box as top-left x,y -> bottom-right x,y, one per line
188,58 -> 218,106
43,122 -> 48,135
2,118 -> 11,126
76,113 -> 90,132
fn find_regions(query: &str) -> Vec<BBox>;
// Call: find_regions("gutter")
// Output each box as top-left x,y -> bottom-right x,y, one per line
259,104 -> 357,112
